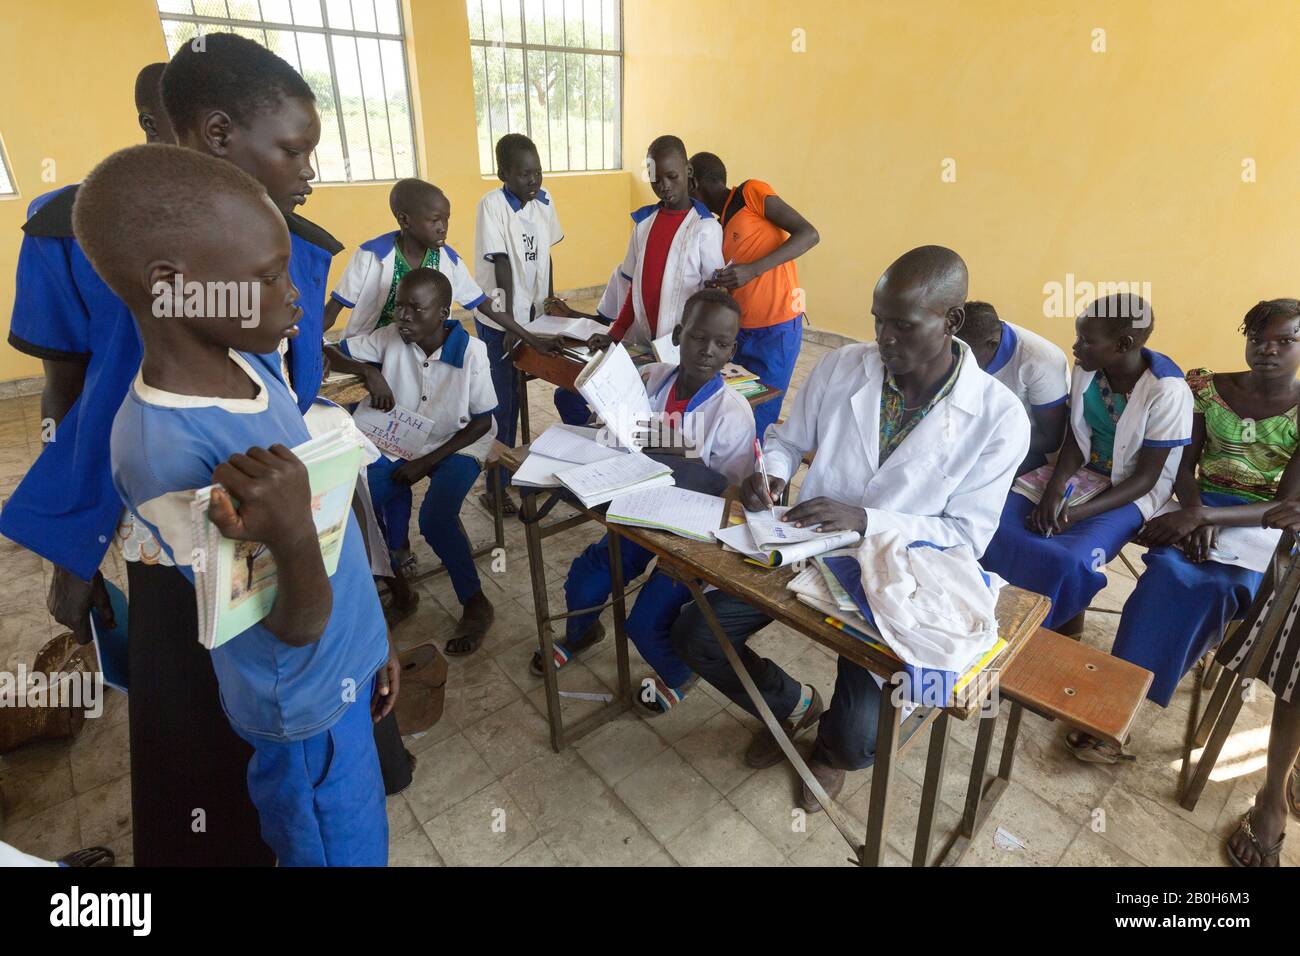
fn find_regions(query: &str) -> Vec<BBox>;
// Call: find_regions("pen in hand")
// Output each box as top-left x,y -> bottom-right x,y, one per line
753,438 -> 777,518
1045,479 -> 1075,539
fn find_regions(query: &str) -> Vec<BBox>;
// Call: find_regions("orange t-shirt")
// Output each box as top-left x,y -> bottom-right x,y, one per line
721,179 -> 800,329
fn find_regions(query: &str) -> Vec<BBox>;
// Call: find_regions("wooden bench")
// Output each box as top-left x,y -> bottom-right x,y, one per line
934,626 -> 1153,864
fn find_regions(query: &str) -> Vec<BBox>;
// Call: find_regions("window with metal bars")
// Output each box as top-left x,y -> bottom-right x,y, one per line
156,0 -> 418,184
467,0 -> 622,175
0,135 -> 15,198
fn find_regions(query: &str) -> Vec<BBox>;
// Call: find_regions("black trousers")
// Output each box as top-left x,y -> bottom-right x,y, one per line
125,562 -> 411,865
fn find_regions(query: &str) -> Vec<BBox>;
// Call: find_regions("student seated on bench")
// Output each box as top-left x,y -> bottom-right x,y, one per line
670,246 -> 1029,812
532,290 -> 754,713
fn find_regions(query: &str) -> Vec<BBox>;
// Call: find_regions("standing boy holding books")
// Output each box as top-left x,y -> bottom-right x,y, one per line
80,145 -> 390,865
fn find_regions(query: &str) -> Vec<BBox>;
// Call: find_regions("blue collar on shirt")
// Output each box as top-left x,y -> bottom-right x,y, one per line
436,320 -> 471,368
502,186 -> 550,211
984,322 -> 1018,375
358,230 -> 460,266
631,198 -> 714,224
1142,347 -> 1184,380
652,367 -> 725,413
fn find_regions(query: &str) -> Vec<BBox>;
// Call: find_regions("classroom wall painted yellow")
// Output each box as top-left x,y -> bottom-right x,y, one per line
0,0 -> 630,383
623,0 -> 1300,369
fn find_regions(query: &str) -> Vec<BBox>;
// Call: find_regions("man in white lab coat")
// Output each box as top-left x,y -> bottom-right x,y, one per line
670,246 -> 1030,812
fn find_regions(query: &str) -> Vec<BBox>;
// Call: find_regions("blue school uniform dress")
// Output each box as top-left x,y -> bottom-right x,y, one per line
559,364 -> 754,692
0,186 -> 340,580
110,349 -> 390,867
340,321 -> 497,605
981,349 -> 1193,630
1110,368 -> 1296,706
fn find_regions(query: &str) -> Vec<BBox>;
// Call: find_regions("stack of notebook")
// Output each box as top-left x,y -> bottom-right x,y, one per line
786,553 -> 1008,709
722,363 -> 769,399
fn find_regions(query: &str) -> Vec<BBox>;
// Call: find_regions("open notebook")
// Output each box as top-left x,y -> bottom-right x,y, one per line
574,343 -> 653,450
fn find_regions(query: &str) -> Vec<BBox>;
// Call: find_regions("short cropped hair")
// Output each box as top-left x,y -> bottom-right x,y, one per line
690,152 -> 726,187
682,288 -> 742,327
398,267 -> 452,311
134,63 -> 167,113
162,33 -> 315,137
961,301 -> 1002,341
1080,293 -> 1154,340
1241,299 -> 1300,337
72,144 -> 271,305
495,133 -> 539,173
648,134 -> 688,163
389,178 -> 444,217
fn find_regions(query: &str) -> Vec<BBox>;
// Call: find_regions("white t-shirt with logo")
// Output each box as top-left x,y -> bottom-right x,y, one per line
473,186 -> 564,332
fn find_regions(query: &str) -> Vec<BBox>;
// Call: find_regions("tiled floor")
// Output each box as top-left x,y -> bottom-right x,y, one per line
0,309 -> 1295,867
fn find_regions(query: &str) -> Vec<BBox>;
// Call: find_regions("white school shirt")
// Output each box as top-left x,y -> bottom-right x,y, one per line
1066,349 -> 1193,521
761,340 -> 1030,558
641,362 -> 756,485
597,263 -> 629,321
620,200 -> 725,346
983,321 -> 1070,417
332,232 -> 488,338
340,320 -> 498,465
473,186 -> 563,332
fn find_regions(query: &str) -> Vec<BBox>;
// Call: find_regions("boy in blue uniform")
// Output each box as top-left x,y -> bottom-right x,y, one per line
76,144 -> 390,865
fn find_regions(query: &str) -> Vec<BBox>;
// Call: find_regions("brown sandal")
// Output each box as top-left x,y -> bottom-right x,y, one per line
1226,809 -> 1285,867
1065,730 -> 1135,765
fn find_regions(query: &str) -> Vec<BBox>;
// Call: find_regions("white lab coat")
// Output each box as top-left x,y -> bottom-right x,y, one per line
642,362 -> 755,486
762,340 -> 1030,558
1067,348 -> 1193,521
620,200 -> 724,346
598,264 -> 629,321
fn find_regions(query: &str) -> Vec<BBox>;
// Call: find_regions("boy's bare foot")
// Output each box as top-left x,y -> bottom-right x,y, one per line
446,590 -> 494,656
1226,793 -> 1287,866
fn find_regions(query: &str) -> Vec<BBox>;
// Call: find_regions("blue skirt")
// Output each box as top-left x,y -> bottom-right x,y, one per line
1112,545 -> 1263,707
980,493 -> 1144,630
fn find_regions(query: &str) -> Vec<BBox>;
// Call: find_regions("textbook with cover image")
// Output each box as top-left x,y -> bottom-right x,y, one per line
189,427 -> 364,650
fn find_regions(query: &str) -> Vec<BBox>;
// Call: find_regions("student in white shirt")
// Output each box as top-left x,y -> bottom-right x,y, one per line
980,294 -> 1193,637
474,134 -> 564,514
331,269 -> 499,655
588,135 -> 724,351
534,291 -> 755,713
670,247 -> 1029,811
956,300 -> 1069,473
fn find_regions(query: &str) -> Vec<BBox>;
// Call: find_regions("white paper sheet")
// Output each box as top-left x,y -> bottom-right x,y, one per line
605,486 -> 726,541
526,314 -> 611,341
652,332 -> 680,365
529,423 -> 624,465
744,506 -> 831,549
575,344 -> 653,450
352,404 -> 437,460
555,452 -> 673,507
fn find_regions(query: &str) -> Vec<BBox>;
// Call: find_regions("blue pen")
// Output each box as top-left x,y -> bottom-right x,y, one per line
1045,480 -> 1076,539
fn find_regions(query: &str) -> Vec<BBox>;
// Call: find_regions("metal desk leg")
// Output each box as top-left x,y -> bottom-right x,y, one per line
913,710 -> 951,867
861,677 -> 903,866
936,698 -> 1025,866
521,491 -> 565,751
686,579 -> 863,858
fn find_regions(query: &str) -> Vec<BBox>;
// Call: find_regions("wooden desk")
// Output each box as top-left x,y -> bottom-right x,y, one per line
512,342 -> 784,444
318,373 -> 369,407
501,440 -> 1051,866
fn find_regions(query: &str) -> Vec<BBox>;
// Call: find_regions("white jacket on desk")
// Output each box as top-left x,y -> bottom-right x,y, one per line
761,340 -> 1030,557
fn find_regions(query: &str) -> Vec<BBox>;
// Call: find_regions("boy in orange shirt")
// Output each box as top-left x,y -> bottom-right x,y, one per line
691,152 -> 820,436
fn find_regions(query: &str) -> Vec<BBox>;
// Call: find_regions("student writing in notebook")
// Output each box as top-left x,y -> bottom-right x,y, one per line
587,135 -> 724,351
670,247 -> 1029,811
332,269 -> 499,656
955,300 -> 1069,473
82,145 -> 390,865
533,290 -> 754,713
980,294 -> 1192,636
1067,300 -> 1300,763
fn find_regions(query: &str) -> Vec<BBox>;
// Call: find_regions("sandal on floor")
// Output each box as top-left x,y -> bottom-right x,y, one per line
1226,809 -> 1285,867
1065,729 -> 1135,765
58,846 -> 115,867
445,593 -> 495,657
635,676 -> 693,715
530,621 -> 606,676
392,548 -> 418,577
479,490 -> 518,516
